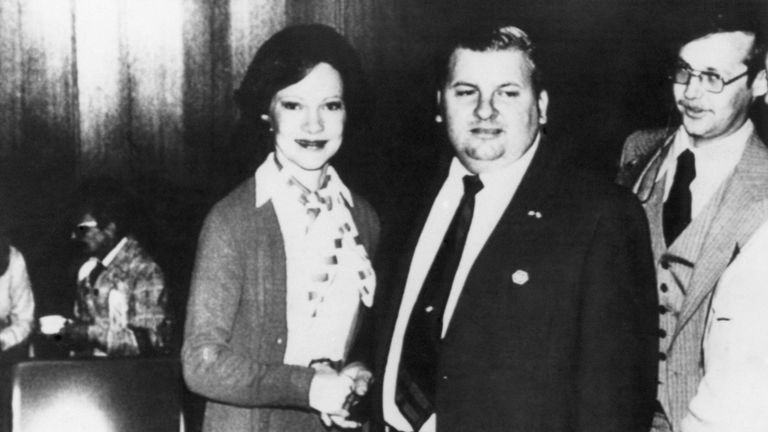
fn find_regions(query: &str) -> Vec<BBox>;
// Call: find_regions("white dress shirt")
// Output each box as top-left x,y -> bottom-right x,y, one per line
255,154 -> 367,367
657,121 -> 753,217
383,138 -> 540,432
0,246 -> 34,350
681,217 -> 768,432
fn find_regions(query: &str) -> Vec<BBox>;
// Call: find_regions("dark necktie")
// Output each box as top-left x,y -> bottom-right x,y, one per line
396,175 -> 483,430
663,149 -> 696,246
87,260 -> 106,293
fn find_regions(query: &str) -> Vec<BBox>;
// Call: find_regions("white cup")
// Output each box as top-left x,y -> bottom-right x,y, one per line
39,315 -> 70,335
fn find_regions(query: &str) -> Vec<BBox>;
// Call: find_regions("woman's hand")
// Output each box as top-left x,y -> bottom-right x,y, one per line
309,363 -> 353,414
309,361 -> 362,428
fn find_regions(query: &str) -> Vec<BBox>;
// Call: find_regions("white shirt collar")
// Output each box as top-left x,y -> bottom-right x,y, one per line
254,152 -> 353,208
102,236 -> 128,267
658,120 -> 754,182
77,237 -> 126,282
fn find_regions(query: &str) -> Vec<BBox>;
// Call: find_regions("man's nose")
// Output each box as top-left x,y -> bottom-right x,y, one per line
474,94 -> 497,120
683,75 -> 705,99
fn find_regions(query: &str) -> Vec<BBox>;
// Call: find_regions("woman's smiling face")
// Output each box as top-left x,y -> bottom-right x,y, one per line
268,62 -> 346,173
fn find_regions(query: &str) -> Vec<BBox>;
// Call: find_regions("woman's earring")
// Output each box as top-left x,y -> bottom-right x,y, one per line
435,114 -> 443,123
260,114 -> 274,132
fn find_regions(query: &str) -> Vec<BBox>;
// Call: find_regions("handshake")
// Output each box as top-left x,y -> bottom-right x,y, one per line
308,359 -> 373,429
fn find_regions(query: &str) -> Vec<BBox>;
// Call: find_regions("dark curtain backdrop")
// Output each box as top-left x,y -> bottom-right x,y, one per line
0,0 -> 766,430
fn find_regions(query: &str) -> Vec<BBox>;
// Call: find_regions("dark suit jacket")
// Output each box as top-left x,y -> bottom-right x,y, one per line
373,140 -> 658,432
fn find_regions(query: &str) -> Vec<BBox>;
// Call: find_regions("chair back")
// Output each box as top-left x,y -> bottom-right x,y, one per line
11,357 -> 182,432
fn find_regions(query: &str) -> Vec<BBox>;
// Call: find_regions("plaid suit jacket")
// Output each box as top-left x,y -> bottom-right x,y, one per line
75,236 -> 167,356
617,128 -> 768,431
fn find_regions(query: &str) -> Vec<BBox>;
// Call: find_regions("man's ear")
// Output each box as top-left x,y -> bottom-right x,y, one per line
435,90 -> 445,123
752,69 -> 767,99
537,89 -> 549,125
103,222 -> 117,240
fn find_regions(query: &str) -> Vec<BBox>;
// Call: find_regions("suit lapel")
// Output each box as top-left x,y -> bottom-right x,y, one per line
375,158 -> 452,369
672,135 -> 768,341
618,129 -> 674,190
633,134 -> 674,204
496,138 -> 561,227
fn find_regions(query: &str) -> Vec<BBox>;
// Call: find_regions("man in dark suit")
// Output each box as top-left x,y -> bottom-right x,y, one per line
374,24 -> 658,432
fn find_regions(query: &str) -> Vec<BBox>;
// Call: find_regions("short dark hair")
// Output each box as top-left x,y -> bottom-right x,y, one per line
234,24 -> 368,131
72,177 -> 136,239
675,2 -> 767,85
436,24 -> 543,93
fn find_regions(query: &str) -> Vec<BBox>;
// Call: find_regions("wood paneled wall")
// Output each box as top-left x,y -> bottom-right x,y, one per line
0,0 -> 394,320
0,0 -> 407,185
2,0 -> 765,243
0,0 -> 395,243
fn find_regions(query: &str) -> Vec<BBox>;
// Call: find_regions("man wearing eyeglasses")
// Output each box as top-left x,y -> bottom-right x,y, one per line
62,177 -> 168,357
616,6 -> 768,432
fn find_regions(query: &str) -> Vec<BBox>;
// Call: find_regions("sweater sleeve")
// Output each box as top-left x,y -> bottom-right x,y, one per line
182,205 -> 315,408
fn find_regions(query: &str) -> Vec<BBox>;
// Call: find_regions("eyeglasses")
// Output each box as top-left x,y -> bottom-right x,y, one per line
670,63 -> 749,94
75,220 -> 98,232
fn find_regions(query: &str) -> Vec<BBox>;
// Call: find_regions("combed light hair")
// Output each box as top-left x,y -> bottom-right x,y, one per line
490,26 -> 534,50
437,23 -> 543,93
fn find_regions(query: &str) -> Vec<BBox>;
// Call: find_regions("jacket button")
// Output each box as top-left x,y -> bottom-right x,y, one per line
660,283 -> 668,293
658,329 -> 667,338
659,305 -> 668,314
658,352 -> 667,361
441,375 -> 448,380
276,337 -> 283,345
660,260 -> 670,270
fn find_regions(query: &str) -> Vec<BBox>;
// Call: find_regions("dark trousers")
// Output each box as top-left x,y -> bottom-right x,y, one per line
0,341 -> 29,432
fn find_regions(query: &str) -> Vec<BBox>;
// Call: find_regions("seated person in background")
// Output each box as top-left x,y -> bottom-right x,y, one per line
62,178 -> 168,356
0,236 -> 34,353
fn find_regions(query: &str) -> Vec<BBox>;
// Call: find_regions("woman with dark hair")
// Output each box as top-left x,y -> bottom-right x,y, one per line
182,25 -> 378,432
223,22 -> 371,193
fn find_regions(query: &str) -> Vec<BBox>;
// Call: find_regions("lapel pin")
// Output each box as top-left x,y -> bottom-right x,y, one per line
526,210 -> 543,219
511,270 -> 529,285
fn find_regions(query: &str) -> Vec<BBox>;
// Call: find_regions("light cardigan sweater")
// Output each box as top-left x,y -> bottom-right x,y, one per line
182,176 -> 379,432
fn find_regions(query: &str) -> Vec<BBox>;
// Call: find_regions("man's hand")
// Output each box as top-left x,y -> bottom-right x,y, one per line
341,361 -> 374,398
60,322 -> 90,344
321,412 -> 362,429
